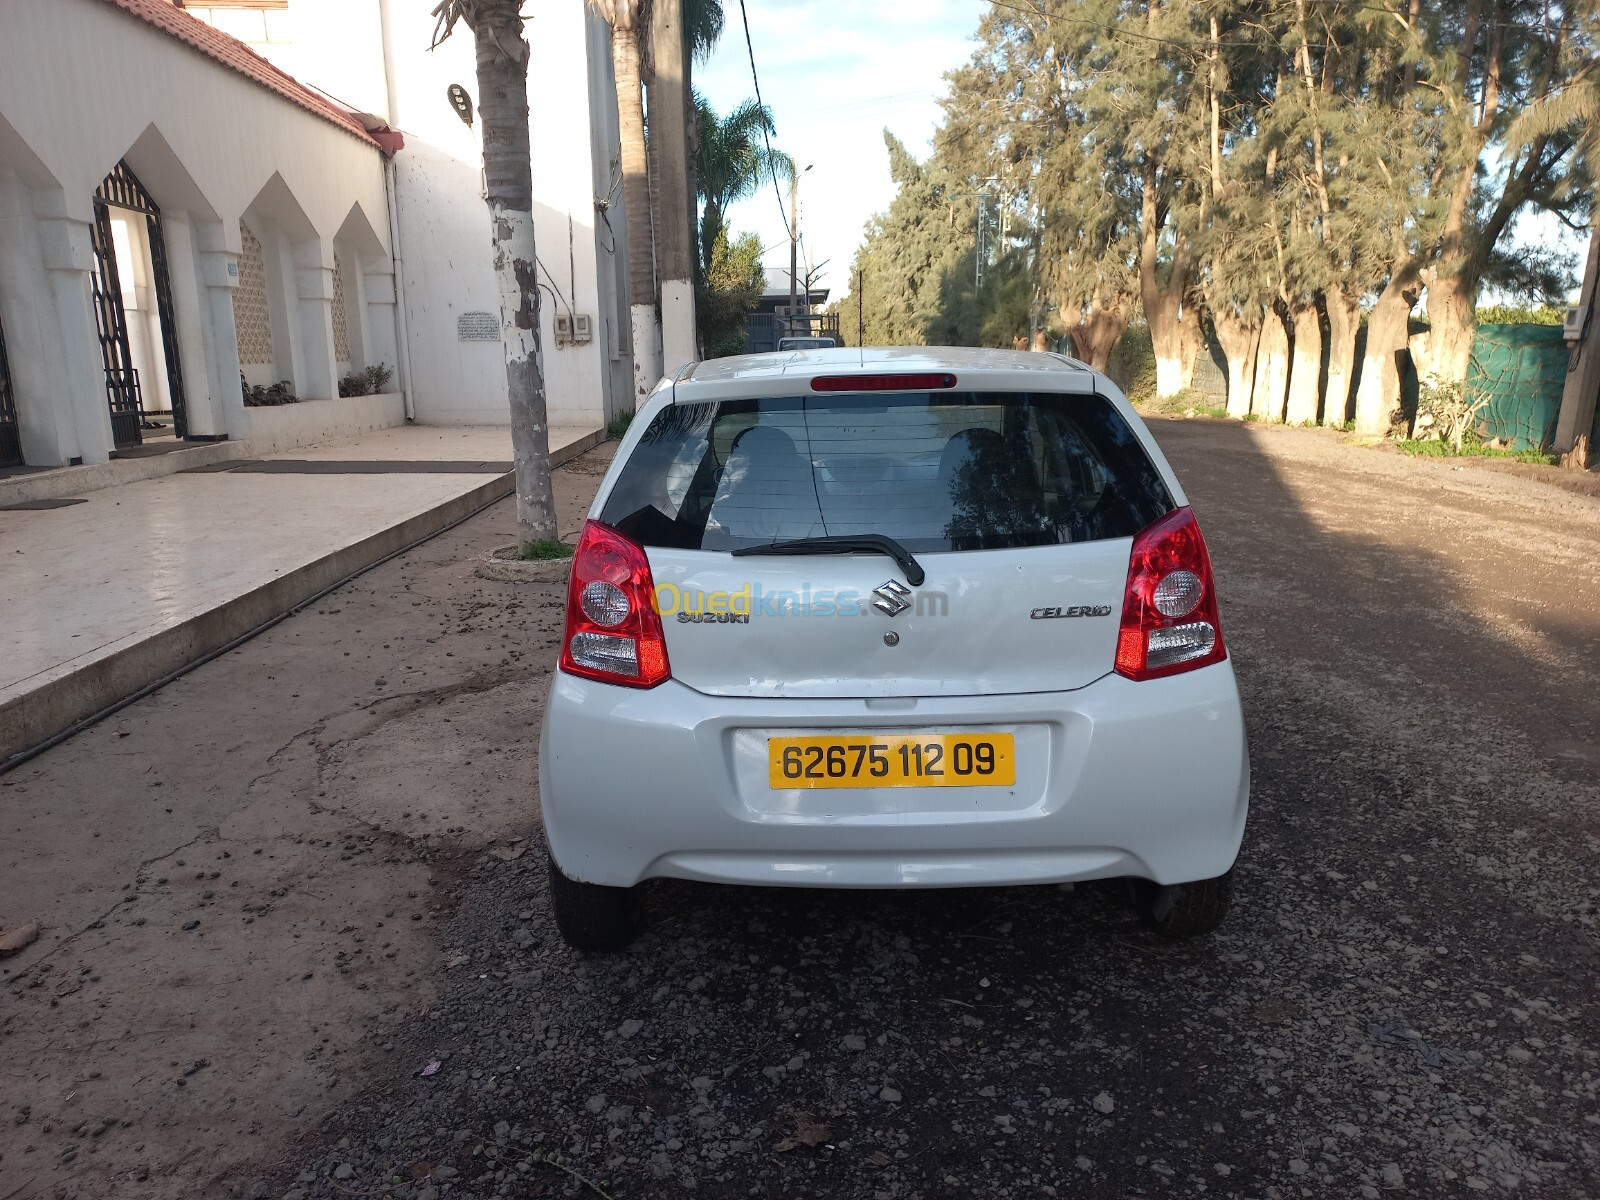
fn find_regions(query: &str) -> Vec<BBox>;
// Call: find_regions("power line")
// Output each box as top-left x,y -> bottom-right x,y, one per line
736,0 -> 794,241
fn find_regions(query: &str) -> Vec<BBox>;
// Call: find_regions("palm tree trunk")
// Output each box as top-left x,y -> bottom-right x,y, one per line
608,3 -> 661,405
465,1 -> 556,545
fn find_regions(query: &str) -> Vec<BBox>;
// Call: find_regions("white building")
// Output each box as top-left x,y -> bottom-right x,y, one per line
0,0 -> 632,471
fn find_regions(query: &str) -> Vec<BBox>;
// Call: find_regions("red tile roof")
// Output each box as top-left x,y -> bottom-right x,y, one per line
99,0 -> 381,148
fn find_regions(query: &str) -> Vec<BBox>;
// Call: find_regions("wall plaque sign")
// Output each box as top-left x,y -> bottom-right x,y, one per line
457,311 -> 499,341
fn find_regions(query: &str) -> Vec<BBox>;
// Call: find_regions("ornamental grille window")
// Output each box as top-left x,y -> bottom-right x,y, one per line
331,254 -> 351,364
234,222 -> 274,367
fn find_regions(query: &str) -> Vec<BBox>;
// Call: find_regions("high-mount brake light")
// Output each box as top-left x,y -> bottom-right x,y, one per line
810,372 -> 958,392
1114,507 -> 1227,681
559,520 -> 670,688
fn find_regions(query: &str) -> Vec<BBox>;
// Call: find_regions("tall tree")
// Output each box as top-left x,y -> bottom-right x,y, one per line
1419,0 -> 1592,388
590,0 -> 661,405
695,96 -> 786,271
834,134 -> 984,347
682,0 -> 724,285
431,0 -> 557,549
650,0 -> 698,369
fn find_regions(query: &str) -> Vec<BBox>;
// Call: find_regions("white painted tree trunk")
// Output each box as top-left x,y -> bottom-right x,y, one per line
660,278 -> 696,375
1250,308 -> 1290,422
630,303 -> 660,401
1283,303 -> 1322,425
1155,354 -> 1187,399
489,203 -> 556,543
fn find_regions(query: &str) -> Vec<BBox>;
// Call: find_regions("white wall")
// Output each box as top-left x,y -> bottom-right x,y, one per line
0,0 -> 398,466
354,0 -> 628,429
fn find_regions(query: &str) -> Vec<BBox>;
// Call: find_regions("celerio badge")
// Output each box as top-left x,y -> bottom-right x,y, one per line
1031,604 -> 1113,619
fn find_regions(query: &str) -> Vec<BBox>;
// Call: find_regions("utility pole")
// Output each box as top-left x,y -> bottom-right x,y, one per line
788,164 -> 812,338
650,0 -> 696,372
857,265 -> 864,347
1555,222 -> 1600,469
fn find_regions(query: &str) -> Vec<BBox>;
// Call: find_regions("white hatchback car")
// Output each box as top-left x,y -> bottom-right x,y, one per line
540,347 -> 1248,949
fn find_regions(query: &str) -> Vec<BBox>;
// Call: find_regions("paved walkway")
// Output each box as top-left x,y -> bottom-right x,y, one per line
1,423 -> 601,762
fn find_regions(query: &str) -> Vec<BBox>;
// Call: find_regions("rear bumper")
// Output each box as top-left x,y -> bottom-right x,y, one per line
539,665 -> 1249,889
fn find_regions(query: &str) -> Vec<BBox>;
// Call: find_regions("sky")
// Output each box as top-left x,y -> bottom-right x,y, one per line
694,0 -> 983,304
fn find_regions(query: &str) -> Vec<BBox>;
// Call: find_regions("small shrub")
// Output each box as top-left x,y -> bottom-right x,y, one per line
241,374 -> 297,407
519,539 -> 575,561
607,408 -> 635,441
338,363 -> 395,397
1412,380 -> 1489,450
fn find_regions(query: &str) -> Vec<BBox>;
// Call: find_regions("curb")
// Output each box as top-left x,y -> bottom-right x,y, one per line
0,429 -> 606,770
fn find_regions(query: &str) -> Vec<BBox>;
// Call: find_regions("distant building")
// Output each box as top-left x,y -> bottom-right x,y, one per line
745,268 -> 834,353
0,0 -> 633,470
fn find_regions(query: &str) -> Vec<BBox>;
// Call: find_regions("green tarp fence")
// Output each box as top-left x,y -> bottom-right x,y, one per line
1469,324 -> 1568,451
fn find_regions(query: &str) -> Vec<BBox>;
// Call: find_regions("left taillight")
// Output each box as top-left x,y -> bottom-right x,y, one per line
558,519 -> 670,688
1114,506 -> 1228,682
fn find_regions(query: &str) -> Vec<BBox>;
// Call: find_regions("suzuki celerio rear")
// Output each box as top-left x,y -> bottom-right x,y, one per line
540,348 -> 1248,950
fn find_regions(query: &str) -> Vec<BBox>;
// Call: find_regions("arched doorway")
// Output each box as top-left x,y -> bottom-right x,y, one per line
90,161 -> 188,449
0,309 -> 19,466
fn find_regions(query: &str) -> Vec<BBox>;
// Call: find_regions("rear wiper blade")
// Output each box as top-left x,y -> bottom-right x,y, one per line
731,534 -> 926,586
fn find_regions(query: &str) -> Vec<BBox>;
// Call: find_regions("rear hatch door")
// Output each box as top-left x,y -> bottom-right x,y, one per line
599,386 -> 1174,700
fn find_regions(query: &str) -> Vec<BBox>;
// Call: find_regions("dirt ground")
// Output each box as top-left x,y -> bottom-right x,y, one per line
2,420 -> 1597,1200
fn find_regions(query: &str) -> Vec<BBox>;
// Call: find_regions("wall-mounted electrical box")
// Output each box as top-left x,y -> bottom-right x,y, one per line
1564,306 -> 1585,344
554,313 -> 593,346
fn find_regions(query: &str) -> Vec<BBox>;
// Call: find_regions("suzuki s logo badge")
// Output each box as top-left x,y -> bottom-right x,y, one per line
871,579 -> 913,616
1031,604 -> 1113,619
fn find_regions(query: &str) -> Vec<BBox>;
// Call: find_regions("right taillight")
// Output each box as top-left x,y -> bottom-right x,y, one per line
1114,506 -> 1227,681
559,520 -> 670,688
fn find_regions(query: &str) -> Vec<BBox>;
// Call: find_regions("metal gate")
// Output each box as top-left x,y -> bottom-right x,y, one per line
90,161 -> 188,448
0,311 -> 20,466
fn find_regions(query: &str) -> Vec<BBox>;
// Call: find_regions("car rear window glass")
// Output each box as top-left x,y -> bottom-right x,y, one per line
600,391 -> 1174,552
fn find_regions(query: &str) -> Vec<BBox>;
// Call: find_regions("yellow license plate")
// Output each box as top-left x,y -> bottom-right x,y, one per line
768,733 -> 1016,789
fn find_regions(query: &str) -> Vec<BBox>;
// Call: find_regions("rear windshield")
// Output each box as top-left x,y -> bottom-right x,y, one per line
600,391 -> 1174,553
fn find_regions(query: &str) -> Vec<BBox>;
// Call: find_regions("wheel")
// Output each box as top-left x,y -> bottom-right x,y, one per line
1130,869 -> 1233,939
546,851 -> 644,951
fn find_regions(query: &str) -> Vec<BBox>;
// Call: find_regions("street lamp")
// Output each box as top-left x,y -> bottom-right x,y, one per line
789,163 -> 814,333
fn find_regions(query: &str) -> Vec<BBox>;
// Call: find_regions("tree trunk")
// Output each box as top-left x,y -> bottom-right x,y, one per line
1420,269 -> 1476,386
469,2 -> 556,545
1354,263 -> 1422,436
1139,171 -> 1201,398
649,0 -> 697,372
1322,288 -> 1360,427
1211,304 -> 1260,419
1283,300 -> 1322,425
1061,291 -> 1128,373
609,4 -> 660,406
1250,304 -> 1290,422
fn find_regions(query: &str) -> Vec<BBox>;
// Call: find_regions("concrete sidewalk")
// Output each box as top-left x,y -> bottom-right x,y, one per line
1,423 -> 603,764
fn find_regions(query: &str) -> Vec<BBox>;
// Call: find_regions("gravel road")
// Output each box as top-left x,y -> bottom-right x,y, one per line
6,419 -> 1597,1200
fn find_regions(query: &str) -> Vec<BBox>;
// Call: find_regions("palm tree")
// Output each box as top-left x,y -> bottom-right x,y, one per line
682,0 -> 724,256
696,96 -> 789,272
430,0 -> 557,550
590,0 -> 660,405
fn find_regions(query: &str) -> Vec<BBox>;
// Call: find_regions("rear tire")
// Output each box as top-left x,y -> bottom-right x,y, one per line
547,852 -> 643,951
1130,869 -> 1233,939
